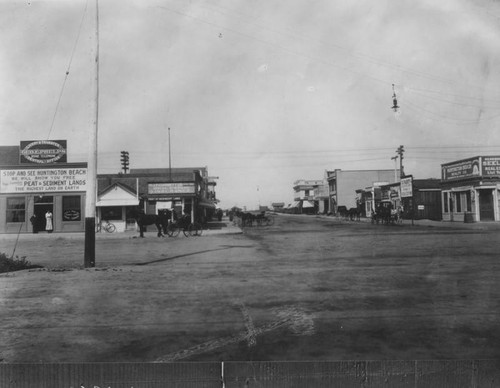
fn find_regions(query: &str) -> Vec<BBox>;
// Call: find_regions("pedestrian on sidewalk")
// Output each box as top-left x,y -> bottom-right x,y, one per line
45,210 -> 53,233
30,213 -> 38,233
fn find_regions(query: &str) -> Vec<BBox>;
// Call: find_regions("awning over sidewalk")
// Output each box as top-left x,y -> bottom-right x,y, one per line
302,201 -> 315,208
198,199 -> 216,209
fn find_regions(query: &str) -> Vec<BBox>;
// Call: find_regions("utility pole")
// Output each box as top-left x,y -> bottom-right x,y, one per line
168,127 -> 172,182
391,155 -> 398,182
396,145 -> 405,178
84,0 -> 99,268
120,151 -> 129,174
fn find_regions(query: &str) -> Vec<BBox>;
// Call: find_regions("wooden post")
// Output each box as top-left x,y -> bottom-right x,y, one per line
84,0 -> 99,268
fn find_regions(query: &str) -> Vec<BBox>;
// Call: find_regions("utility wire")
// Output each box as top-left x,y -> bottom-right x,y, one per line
165,1 -> 500,101
199,2 -> 473,90
46,0 -> 89,140
155,5 -> 392,88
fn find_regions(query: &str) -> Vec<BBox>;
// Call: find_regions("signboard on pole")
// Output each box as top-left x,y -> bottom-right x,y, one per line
400,176 -> 413,198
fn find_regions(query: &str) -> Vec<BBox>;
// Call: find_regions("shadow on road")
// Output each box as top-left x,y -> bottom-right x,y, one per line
133,244 -> 254,266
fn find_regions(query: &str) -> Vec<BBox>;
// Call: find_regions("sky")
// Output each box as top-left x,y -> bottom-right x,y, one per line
1,0 -> 500,209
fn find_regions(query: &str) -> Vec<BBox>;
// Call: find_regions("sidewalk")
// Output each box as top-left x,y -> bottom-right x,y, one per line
316,213 -> 500,231
0,219 -> 242,242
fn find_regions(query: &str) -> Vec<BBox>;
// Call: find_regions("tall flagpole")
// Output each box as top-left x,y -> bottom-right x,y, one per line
84,0 -> 99,268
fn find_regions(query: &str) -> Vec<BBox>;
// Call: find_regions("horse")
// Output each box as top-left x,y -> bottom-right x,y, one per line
130,208 -> 171,238
371,202 -> 392,225
235,210 -> 255,227
348,207 -> 361,221
336,206 -> 349,221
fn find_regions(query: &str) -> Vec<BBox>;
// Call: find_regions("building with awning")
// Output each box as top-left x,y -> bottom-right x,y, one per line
199,199 -> 216,207
292,179 -> 322,214
97,167 -> 218,229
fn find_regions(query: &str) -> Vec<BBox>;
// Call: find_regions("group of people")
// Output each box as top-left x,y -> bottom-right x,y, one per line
29,211 -> 53,234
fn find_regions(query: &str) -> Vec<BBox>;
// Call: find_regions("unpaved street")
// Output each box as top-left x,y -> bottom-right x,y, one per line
1,215 -> 499,363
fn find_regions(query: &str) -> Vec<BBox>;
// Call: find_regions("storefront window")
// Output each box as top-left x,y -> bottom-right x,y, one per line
101,206 -> 122,221
443,192 -> 449,212
7,197 -> 25,222
63,196 -> 81,221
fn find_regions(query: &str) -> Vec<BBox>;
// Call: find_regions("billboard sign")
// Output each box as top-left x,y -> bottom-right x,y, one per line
400,176 -> 413,198
441,157 -> 481,181
20,140 -> 67,164
481,156 -> 500,177
148,182 -> 196,196
0,168 -> 87,193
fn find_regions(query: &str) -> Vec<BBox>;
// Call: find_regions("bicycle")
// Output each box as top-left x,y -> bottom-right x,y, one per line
166,215 -> 203,237
95,220 -> 116,233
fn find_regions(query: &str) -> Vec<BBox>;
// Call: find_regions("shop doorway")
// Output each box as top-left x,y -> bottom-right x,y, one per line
478,190 -> 494,221
34,196 -> 54,232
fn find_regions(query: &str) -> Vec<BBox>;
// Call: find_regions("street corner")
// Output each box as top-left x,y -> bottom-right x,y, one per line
203,220 -> 243,236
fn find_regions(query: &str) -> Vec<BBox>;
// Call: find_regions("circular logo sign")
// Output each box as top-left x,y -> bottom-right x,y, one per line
20,140 -> 67,164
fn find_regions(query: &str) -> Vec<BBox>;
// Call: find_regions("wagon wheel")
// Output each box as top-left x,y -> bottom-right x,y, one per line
166,223 -> 180,237
188,222 -> 203,237
266,217 -> 275,226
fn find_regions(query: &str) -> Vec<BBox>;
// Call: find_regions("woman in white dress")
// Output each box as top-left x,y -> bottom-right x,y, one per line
45,211 -> 53,233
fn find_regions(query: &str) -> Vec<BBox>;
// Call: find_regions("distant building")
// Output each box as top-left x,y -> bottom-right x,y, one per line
271,202 -> 285,211
326,169 -> 398,214
292,179 -> 323,214
369,179 -> 442,221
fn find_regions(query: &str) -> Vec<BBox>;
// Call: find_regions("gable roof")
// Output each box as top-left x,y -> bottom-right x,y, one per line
96,182 -> 139,207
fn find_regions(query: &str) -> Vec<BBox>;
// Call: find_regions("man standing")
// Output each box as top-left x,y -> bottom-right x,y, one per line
30,213 -> 38,233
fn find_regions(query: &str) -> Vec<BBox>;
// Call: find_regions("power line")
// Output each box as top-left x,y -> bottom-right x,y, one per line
46,0 -> 90,140
166,1 -> 500,100
197,2 -> 496,93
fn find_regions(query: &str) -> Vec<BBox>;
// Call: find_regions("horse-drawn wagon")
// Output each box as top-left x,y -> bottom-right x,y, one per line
371,201 -> 402,225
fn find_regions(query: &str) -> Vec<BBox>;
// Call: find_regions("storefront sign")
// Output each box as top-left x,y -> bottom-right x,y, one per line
481,156 -> 500,177
0,168 -> 87,193
148,182 -> 195,195
442,157 -> 481,181
20,140 -> 67,164
390,187 -> 400,199
63,209 -> 81,221
400,177 -> 413,198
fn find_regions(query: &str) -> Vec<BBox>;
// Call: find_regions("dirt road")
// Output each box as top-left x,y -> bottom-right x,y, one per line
1,215 -> 499,363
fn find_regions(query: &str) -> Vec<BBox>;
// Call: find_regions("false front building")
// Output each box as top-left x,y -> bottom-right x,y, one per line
0,141 -> 87,234
441,156 -> 500,222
